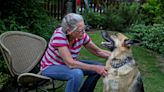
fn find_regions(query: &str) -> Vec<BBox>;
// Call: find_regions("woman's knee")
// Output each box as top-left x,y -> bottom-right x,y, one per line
72,69 -> 84,78
69,69 -> 84,88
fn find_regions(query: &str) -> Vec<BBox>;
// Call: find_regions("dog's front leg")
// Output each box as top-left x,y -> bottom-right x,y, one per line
103,78 -> 110,92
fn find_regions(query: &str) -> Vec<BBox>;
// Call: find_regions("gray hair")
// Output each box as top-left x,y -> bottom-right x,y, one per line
61,13 -> 84,34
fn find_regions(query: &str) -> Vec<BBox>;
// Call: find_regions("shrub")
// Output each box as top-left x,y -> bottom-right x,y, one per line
0,56 -> 8,74
129,24 -> 164,55
141,0 -> 164,25
82,12 -> 106,29
101,4 -> 124,31
81,2 -> 141,31
0,0 -> 60,40
102,2 -> 141,32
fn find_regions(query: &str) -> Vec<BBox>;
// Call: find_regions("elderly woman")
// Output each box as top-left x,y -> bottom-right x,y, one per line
40,13 -> 111,92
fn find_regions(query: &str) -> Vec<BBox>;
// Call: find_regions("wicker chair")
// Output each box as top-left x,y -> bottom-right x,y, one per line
0,31 -> 60,92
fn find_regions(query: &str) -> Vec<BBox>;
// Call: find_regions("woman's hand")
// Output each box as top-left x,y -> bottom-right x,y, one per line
95,65 -> 108,77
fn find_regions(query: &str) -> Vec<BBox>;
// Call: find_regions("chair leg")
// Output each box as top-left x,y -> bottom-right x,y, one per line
52,80 -> 55,92
18,87 -> 27,92
35,82 -> 38,92
17,86 -> 24,92
18,87 -> 20,92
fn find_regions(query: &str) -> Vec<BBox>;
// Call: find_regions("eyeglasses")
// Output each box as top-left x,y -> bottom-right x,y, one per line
68,25 -> 86,34
76,26 -> 86,33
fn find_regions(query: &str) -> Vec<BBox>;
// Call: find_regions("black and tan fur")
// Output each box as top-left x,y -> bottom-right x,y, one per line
101,31 -> 144,92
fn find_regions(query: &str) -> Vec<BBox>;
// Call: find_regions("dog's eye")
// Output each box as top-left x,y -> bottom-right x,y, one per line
124,39 -> 129,42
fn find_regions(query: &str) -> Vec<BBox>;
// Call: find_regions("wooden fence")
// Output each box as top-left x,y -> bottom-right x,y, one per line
43,0 -> 66,20
43,0 -> 146,20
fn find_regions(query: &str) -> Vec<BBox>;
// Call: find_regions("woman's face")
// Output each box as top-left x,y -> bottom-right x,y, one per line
69,21 -> 85,39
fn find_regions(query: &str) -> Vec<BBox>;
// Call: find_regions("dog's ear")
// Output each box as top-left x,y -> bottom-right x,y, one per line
124,39 -> 141,47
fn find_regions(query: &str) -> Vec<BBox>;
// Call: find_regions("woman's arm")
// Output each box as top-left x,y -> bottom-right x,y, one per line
84,41 -> 111,59
57,46 -> 108,76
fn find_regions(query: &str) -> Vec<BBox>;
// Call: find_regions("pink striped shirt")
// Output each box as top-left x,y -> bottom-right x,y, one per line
40,27 -> 91,70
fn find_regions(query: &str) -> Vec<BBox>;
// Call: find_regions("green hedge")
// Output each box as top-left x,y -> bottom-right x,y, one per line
141,0 -> 164,25
129,24 -> 164,55
0,0 -> 60,40
83,2 -> 141,32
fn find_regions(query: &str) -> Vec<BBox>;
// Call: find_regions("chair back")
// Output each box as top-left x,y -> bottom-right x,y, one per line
0,31 -> 47,77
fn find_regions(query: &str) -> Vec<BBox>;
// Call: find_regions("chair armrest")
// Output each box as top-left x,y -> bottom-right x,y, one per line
17,73 -> 52,87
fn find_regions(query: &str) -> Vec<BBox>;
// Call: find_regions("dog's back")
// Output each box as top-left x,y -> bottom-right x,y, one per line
101,31 -> 144,92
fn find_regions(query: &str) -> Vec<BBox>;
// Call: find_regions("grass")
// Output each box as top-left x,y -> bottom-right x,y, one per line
132,46 -> 164,92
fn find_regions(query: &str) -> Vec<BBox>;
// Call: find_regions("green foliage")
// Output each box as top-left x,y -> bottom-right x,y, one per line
103,2 -> 141,32
141,0 -> 164,25
103,5 -> 125,31
0,73 -> 11,90
0,55 -> 8,74
82,2 -> 141,32
0,0 -> 60,40
104,2 -> 140,31
129,24 -> 164,55
159,0 -> 164,12
0,17 -> 29,33
83,12 -> 106,29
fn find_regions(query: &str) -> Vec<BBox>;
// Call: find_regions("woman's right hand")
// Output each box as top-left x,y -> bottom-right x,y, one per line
95,65 -> 108,77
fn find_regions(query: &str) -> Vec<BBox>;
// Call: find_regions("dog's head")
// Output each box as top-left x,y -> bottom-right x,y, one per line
101,30 -> 141,51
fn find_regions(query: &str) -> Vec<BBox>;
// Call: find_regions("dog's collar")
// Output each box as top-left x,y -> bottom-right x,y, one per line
110,57 -> 133,68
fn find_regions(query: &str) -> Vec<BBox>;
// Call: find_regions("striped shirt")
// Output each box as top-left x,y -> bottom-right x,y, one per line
40,27 -> 91,70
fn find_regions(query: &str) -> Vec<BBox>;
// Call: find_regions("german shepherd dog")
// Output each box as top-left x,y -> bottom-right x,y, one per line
101,31 -> 144,92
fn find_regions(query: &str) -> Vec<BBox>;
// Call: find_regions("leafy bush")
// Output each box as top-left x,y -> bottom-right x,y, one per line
82,2 -> 141,31
0,0 -> 60,40
0,72 -> 11,90
129,24 -> 164,55
82,12 -> 106,29
0,56 -> 8,74
102,2 -> 141,32
141,0 -> 164,25
0,17 -> 29,33
102,5 -> 125,31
